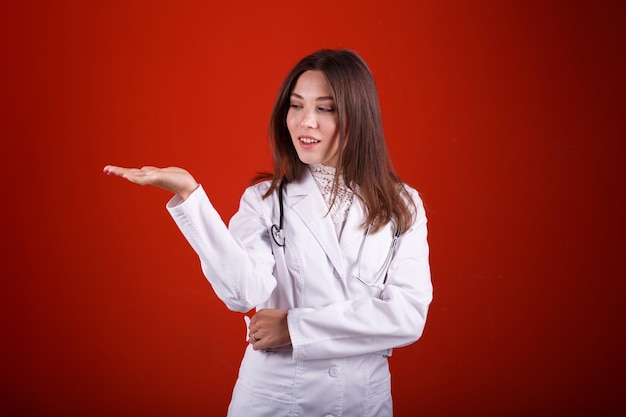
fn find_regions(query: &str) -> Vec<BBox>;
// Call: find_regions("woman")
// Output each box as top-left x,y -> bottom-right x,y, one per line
104,49 -> 432,417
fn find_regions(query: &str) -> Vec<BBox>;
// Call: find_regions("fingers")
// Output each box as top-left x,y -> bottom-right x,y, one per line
103,165 -> 123,176
103,165 -> 159,185
248,328 -> 263,350
104,165 -> 154,175
247,309 -> 291,350
249,330 -> 261,342
248,314 -> 263,348
103,165 -> 141,179
250,331 -> 269,351
248,319 -> 260,343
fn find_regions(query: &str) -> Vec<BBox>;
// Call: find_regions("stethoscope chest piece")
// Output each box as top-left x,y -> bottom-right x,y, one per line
271,224 -> 285,247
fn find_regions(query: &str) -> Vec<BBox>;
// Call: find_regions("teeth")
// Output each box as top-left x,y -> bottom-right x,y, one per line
300,138 -> 320,144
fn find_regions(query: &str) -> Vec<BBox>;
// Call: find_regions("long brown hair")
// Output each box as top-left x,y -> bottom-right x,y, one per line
256,49 -> 416,234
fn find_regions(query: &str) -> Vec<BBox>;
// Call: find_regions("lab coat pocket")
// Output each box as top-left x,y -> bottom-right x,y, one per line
231,375 -> 294,414
231,348 -> 297,415
363,357 -> 392,416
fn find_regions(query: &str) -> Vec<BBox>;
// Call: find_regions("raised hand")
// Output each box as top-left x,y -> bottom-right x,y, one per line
103,165 -> 199,200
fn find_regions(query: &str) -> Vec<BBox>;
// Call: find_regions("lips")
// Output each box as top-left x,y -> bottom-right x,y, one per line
299,136 -> 320,144
297,136 -> 321,150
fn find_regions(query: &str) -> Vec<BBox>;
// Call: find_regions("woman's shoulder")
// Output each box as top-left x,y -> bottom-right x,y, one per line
399,181 -> 422,202
249,179 -> 272,192
397,182 -> 428,225
240,179 -> 273,202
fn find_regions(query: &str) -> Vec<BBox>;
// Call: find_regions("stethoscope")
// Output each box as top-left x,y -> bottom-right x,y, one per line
271,181 -> 401,289
271,181 -> 287,247
353,223 -> 401,288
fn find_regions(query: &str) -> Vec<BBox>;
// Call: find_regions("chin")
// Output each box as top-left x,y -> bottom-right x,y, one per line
296,154 -> 320,166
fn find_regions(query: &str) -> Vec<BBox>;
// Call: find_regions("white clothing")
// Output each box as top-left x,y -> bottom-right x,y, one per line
166,167 -> 432,417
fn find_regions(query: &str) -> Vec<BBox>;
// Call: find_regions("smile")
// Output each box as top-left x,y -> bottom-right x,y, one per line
299,137 -> 320,144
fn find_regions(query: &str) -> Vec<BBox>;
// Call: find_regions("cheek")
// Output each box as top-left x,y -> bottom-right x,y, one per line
286,114 -> 297,136
324,120 -> 339,141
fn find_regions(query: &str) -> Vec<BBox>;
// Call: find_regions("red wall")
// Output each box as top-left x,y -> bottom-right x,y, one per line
2,1 -> 624,416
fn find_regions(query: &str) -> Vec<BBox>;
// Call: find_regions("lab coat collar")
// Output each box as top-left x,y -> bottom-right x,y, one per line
284,167 -> 347,278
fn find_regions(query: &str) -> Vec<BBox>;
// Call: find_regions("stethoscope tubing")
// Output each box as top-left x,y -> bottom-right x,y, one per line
271,181 -> 286,247
270,180 -> 400,287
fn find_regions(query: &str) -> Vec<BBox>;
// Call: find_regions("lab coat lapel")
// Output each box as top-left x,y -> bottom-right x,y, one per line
338,191 -> 367,259
287,169 -> 346,277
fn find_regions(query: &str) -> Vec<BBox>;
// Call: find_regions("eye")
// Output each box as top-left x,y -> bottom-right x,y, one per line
318,106 -> 335,113
289,103 -> 303,110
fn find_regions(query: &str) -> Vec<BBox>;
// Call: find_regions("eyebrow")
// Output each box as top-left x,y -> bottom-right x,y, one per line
290,93 -> 335,101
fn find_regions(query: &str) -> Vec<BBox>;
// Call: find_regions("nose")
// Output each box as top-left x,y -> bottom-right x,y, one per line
299,108 -> 318,129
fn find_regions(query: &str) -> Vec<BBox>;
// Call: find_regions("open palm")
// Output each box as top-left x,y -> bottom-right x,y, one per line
103,165 -> 199,200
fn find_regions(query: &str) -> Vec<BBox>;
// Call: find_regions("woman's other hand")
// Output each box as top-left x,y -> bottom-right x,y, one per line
248,309 -> 291,351
103,165 -> 199,200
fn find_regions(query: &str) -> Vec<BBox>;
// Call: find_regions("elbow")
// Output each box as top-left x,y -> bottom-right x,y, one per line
396,301 -> 430,346
213,278 -> 275,313
210,285 -> 254,313
394,316 -> 427,348
406,314 -> 427,344
202,259 -> 277,313
224,301 -> 254,313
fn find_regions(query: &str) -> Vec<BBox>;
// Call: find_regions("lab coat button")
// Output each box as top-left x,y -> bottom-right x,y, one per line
329,366 -> 339,377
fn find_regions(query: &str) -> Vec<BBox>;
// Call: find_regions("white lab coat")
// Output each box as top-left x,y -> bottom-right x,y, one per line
166,167 -> 432,417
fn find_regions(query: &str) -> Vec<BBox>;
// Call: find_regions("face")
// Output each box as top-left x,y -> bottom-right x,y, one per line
287,70 -> 340,167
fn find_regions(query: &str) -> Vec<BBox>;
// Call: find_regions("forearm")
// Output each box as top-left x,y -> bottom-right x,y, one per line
167,185 -> 277,311
288,288 -> 430,361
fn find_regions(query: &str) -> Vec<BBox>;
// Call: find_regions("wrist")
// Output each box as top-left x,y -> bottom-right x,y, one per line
178,183 -> 199,200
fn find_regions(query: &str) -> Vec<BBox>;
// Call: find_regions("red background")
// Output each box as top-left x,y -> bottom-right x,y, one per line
1,1 -> 624,416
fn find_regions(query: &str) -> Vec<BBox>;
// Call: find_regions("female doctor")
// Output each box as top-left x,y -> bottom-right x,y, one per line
104,49 -> 432,417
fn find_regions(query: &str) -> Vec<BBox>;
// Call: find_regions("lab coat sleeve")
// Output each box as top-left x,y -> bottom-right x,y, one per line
166,185 -> 277,312
287,188 -> 433,361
